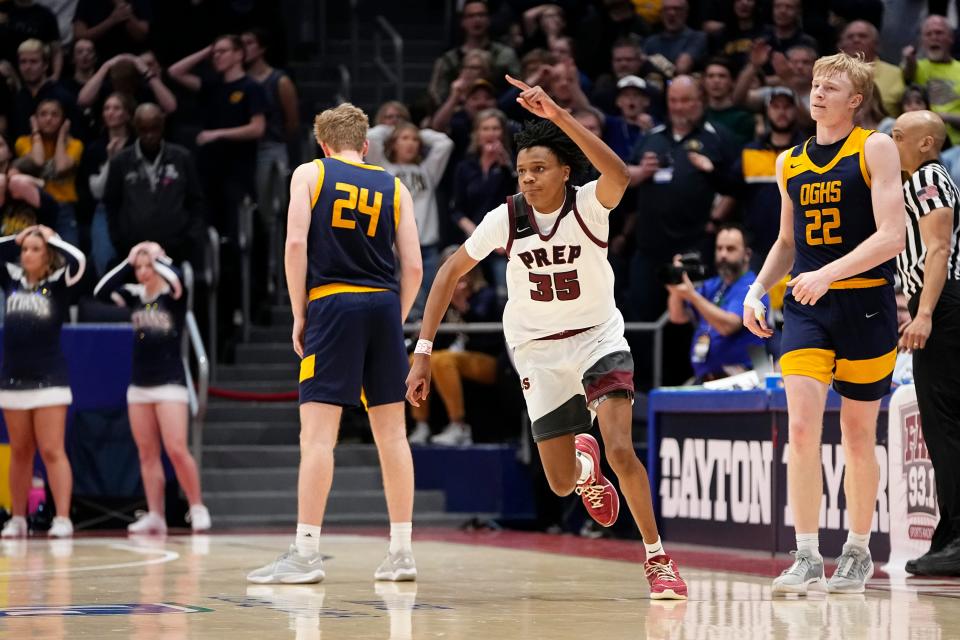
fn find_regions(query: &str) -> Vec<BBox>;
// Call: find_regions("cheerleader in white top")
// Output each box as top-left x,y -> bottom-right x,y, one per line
0,225 -> 85,539
94,241 -> 210,533
407,76 -> 688,599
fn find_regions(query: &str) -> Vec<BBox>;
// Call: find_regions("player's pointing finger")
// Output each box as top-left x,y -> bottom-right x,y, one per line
505,74 -> 532,91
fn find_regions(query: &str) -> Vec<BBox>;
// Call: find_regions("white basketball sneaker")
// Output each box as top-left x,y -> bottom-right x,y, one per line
128,512 -> 168,535
188,505 -> 211,532
48,517 -> 73,538
374,549 -> 417,581
430,423 -> 472,446
1,516 -> 27,539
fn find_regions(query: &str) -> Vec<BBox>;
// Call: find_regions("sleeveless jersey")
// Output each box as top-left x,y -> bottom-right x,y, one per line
783,126 -> 894,284
501,183 -> 616,347
307,156 -> 401,294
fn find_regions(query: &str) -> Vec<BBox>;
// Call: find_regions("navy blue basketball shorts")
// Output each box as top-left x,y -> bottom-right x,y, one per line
780,284 -> 897,401
298,290 -> 408,408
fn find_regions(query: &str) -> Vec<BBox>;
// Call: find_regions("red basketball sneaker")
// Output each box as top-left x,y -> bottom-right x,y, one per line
644,555 -> 688,600
574,433 -> 620,527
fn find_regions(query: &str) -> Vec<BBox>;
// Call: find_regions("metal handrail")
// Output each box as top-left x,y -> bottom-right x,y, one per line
336,63 -> 351,103
237,196 -> 256,343
373,15 -> 404,104
402,313 -> 671,388
206,226 -> 220,379
180,262 -> 209,469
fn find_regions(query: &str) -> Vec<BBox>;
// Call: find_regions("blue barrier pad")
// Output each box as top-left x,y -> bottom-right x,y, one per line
0,324 -> 134,443
412,445 -> 535,519
649,388 -> 769,413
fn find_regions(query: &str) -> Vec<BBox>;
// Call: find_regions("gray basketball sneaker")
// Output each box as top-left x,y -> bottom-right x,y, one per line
374,550 -> 417,581
772,549 -> 827,595
827,544 -> 874,594
246,545 -> 326,584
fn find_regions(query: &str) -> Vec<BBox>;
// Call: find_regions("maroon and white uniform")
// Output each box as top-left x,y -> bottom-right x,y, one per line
464,180 -> 633,441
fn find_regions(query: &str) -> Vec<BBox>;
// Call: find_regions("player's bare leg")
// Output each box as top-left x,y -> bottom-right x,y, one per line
596,396 -> 686,599
369,402 -> 417,581
774,375 -> 829,595
535,434 -> 579,497
297,402 -> 342,526
827,397 -> 881,593
595,397 -> 656,539
247,401 -> 339,584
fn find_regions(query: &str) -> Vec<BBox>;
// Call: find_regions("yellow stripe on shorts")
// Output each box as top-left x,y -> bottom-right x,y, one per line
834,348 -> 897,385
299,354 -> 315,383
780,348 -> 835,385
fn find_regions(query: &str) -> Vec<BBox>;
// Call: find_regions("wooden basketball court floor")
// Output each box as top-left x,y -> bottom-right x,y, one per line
0,530 -> 958,639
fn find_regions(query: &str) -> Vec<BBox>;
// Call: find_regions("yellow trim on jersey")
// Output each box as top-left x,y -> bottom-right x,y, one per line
834,348 -> 897,384
780,348 -> 835,385
331,155 -> 385,171
311,159 -> 326,208
309,283 -> 388,301
828,277 -> 887,290
299,354 -> 316,383
783,127 -> 874,184
858,138 -> 872,187
393,176 -> 401,229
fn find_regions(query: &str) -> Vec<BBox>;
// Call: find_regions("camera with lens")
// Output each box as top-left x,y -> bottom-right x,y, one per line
659,251 -> 707,285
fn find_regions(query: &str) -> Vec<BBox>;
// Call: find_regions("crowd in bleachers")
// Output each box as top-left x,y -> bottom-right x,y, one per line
0,0 -> 958,430
0,0 -> 295,357
384,0 -> 960,439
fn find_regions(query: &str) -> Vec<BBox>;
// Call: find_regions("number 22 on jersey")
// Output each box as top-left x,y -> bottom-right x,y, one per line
332,181 -> 382,237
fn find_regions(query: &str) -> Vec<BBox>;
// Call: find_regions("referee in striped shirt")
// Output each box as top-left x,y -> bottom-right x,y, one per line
893,110 -> 960,576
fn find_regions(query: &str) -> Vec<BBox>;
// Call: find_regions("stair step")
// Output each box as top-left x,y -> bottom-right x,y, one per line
202,444 -> 381,467
209,380 -> 297,394
203,466 -> 384,492
216,364 -> 297,382
203,489 -> 445,515
235,343 -> 300,365
203,422 -> 299,445
249,326 -> 293,343
206,402 -> 299,423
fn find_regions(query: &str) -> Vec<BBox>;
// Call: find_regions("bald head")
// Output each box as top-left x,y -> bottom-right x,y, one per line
893,110 -> 947,172
840,20 -> 879,59
667,75 -> 704,132
134,103 -> 165,154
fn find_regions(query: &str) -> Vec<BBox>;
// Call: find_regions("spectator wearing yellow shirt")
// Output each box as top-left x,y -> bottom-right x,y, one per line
14,99 -> 82,245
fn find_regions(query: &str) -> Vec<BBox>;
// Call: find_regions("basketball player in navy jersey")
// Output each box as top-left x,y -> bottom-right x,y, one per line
743,53 -> 906,594
247,104 -> 422,584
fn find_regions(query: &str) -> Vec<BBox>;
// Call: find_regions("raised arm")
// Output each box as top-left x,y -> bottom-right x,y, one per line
506,74 -> 629,208
168,46 -> 211,93
93,257 -> 133,304
46,231 -> 86,286
789,134 -> 905,305
418,128 -> 454,184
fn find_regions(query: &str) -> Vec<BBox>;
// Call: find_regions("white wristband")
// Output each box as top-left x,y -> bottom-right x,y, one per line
414,339 -> 433,356
744,281 -> 767,320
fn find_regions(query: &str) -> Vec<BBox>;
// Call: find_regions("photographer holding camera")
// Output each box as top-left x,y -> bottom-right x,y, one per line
666,224 -> 767,383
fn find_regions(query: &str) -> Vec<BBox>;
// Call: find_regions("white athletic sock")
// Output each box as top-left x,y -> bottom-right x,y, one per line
796,532 -> 821,558
644,537 -> 665,559
415,421 -> 429,431
847,530 -> 871,551
576,450 -> 593,484
295,523 -> 321,556
389,522 -> 413,554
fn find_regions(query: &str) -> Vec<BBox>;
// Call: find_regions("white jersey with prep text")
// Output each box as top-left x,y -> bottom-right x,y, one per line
464,181 -> 616,348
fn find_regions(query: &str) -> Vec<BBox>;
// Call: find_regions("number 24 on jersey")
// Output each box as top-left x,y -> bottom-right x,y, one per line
331,181 -> 382,237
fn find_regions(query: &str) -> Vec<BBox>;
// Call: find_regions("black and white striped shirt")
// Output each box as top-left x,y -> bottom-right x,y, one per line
898,161 -> 960,299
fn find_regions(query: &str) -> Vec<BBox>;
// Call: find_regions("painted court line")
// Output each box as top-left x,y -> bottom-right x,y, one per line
0,543 -> 179,577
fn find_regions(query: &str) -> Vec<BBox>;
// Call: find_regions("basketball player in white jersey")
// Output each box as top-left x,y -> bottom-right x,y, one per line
407,76 -> 687,599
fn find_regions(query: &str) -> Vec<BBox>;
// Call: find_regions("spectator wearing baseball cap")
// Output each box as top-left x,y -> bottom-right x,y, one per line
603,75 -> 654,161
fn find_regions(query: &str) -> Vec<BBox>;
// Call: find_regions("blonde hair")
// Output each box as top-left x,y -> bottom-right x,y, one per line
17,38 -> 48,62
812,51 -> 874,100
313,103 -> 369,152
